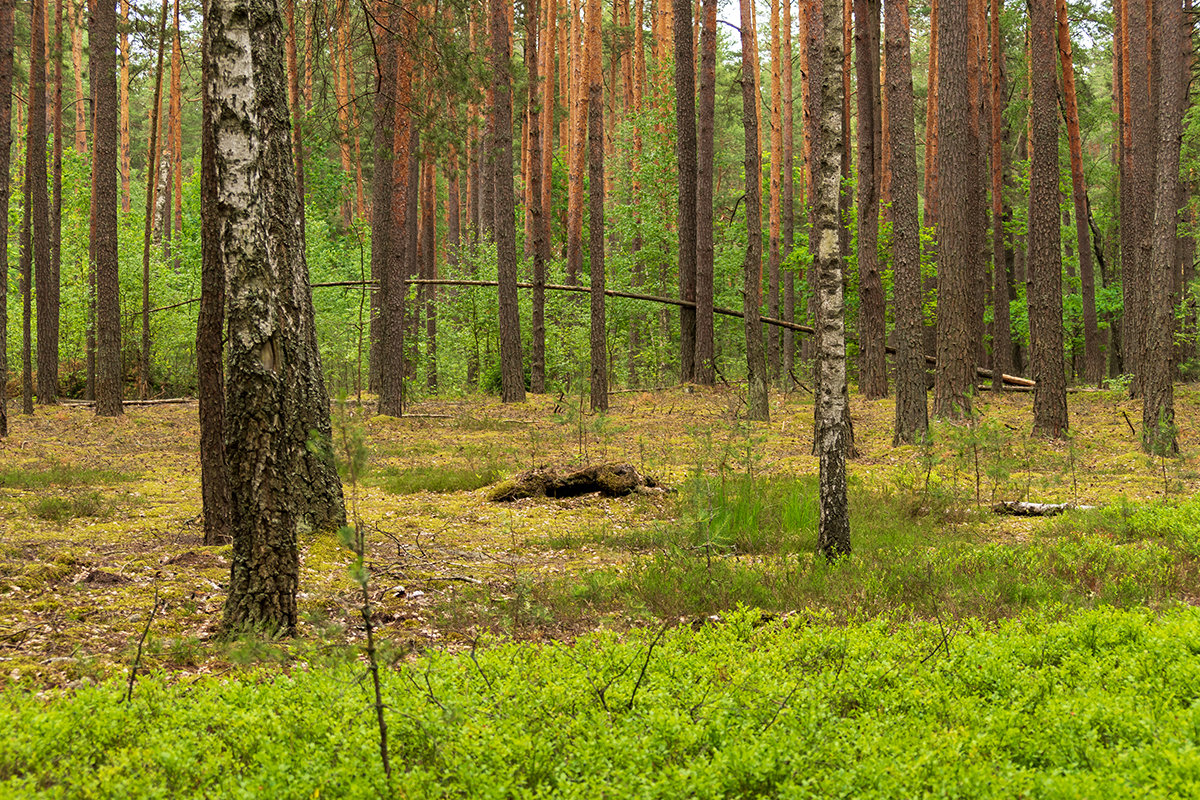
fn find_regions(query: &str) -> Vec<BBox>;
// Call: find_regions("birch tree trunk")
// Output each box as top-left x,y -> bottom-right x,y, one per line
815,0 -> 849,557
207,0 -> 344,634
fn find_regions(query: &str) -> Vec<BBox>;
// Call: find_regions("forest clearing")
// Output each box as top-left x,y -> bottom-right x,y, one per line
3,387 -> 1200,795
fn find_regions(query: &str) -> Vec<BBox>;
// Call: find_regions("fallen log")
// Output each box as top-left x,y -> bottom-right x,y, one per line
992,501 -> 1097,516
488,463 -> 664,502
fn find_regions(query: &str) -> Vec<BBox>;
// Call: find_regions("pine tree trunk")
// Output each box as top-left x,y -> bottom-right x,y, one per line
51,0 -> 63,401
1056,0 -> 1101,386
768,0 -> 783,383
565,0 -> 586,284
140,0 -> 169,402
887,0 -> 927,444
528,0 -> 547,394
855,0 -> 885,398
32,0 -> 56,405
965,0 -> 986,371
694,0 -> 716,385
198,0 -> 231,545
372,2 -> 401,416
93,0 -> 122,416
119,0 -> 131,212
740,0 -> 769,422
1028,0 -> 1067,437
20,149 -> 33,415
587,0 -> 607,410
71,0 -> 85,153
815,0 -> 849,558
171,0 -> 183,249
208,0 -> 343,633
675,0 -> 697,383
781,0 -> 795,378
421,159 -> 437,389
0,0 -> 13,426
1142,0 -> 1183,453
989,0 -> 1011,391
493,0 -> 526,403
931,0 -> 972,418
1123,0 -> 1154,391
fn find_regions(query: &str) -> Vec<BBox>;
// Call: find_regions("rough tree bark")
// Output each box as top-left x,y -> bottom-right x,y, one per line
32,0 -> 57,405
815,0 -> 850,557
371,0 -> 399,415
140,0 -> 168,401
886,0 -> 927,444
197,0 -> 231,545
1142,0 -> 1183,454
675,0 -> 697,382
768,0 -> 783,382
493,0 -> 526,403
207,0 -> 344,634
92,0 -> 122,417
0,0 -> 13,432
990,0 -> 1011,391
855,0 -> 885,398
740,0 -> 769,421
1027,0 -> 1067,438
695,0 -> 716,385
1123,0 -> 1153,390
932,0 -> 972,419
1056,0 -> 1101,386
528,0 -> 547,394
782,0 -> 795,378
587,0 -> 607,411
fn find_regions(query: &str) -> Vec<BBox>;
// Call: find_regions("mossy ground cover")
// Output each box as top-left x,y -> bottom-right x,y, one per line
1,386 -> 1199,795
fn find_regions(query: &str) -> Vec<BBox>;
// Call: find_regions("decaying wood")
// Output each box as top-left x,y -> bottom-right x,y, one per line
489,463 -> 664,502
992,501 -> 1097,516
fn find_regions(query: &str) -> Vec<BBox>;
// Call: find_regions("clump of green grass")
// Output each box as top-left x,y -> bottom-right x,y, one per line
0,461 -> 132,489
29,491 -> 107,523
365,464 -> 505,495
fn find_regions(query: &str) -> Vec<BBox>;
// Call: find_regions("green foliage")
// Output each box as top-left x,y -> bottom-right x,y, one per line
364,464 -> 504,496
0,463 -> 133,489
4,607 -> 1200,798
29,491 -> 106,523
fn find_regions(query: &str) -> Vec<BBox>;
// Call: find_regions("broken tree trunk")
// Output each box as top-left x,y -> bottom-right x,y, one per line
488,463 -> 663,501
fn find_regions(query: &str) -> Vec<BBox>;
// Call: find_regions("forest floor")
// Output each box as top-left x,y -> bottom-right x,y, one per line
1,383 -> 1198,688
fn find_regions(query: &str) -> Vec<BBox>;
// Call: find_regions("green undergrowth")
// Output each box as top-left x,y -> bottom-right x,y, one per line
0,462 -> 133,490
29,491 -> 108,523
363,464 -> 507,495
3,606 -> 1199,798
492,476 -> 1200,631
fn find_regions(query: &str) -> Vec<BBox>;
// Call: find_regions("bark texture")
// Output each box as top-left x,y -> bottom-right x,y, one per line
1027,0 -> 1067,438
492,0 -> 525,403
990,0 -> 1011,390
886,0 -> 927,444
855,0 -> 885,398
694,0 -> 716,385
206,0 -> 343,633
740,0 -> 769,421
675,0 -> 697,382
92,0 -> 123,417
32,0 -> 57,404
587,0 -> 606,411
815,0 -> 849,557
1056,0 -> 1101,386
932,0 -> 972,418
1142,0 -> 1183,454
0,0 -> 12,427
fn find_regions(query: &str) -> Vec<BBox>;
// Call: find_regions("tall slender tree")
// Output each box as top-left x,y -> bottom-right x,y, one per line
694,0 -> 716,385
1027,0 -> 1067,437
1123,0 -> 1153,390
887,0 -> 926,444
781,0 -> 795,378
815,0 -> 849,557
139,0 -> 169,401
855,0 -> 884,398
675,0 -> 697,382
0,0 -> 14,432
1055,0 -> 1101,385
371,1 -> 400,416
587,0 -> 606,410
739,0 -> 769,421
93,0 -> 123,416
768,0 -> 783,381
1143,0 -> 1184,454
32,0 -> 56,404
493,0 -> 525,402
529,0 -> 547,394
990,0 -> 1011,390
119,0 -> 131,211
932,0 -> 972,418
